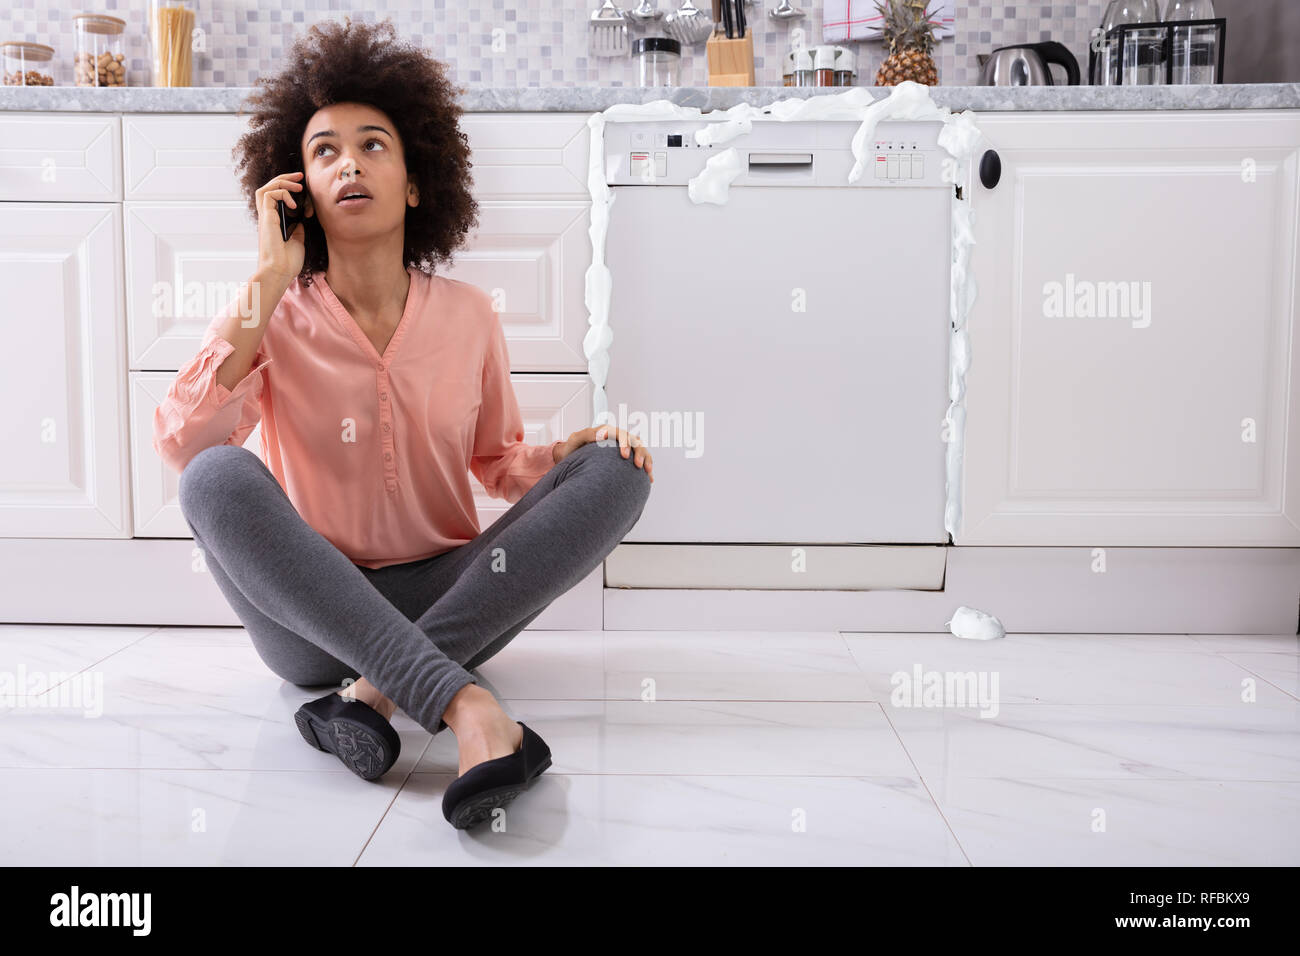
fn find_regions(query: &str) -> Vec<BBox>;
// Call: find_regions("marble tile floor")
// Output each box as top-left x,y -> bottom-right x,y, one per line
1,625 -> 1296,866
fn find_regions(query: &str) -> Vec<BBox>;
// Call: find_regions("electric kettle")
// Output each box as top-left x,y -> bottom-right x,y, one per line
979,41 -> 1081,85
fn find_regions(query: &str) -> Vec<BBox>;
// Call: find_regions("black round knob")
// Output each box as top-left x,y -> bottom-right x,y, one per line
979,149 -> 1002,189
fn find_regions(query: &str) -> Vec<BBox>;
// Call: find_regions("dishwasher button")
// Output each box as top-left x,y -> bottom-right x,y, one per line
875,155 -> 887,179
654,151 -> 667,177
629,151 -> 651,179
887,154 -> 900,179
912,155 -> 924,179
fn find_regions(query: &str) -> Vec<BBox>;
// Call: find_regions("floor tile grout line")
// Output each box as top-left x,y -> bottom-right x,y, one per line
351,734 -> 437,866
4,625 -> 167,701
1211,654 -> 1300,703
836,629 -> 975,866
839,629 -> 976,865
4,766 -> 1300,783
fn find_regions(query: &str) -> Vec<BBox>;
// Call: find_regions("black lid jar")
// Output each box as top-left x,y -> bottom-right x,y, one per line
633,36 -> 682,87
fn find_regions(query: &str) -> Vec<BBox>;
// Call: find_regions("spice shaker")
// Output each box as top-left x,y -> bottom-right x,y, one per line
813,45 -> 838,87
783,49 -> 795,86
834,47 -> 856,86
73,14 -> 126,87
791,47 -> 814,87
2,41 -> 55,86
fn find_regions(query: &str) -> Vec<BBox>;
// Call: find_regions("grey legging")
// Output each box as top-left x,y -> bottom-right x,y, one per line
177,439 -> 650,735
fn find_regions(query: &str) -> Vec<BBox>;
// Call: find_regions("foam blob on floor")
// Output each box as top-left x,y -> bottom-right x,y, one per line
946,605 -> 1006,641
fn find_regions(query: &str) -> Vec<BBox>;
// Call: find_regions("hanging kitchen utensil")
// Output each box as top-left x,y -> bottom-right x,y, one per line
590,0 -> 631,56
628,0 -> 664,20
664,0 -> 715,44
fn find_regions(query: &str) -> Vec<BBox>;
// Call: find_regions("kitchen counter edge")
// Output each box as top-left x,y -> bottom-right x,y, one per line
1,84 -> 1298,113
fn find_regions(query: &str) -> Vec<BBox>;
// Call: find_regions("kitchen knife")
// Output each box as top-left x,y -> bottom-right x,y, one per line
721,0 -> 733,37
737,0 -> 745,38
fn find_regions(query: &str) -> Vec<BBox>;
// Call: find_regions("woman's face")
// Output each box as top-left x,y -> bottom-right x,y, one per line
297,101 -> 419,247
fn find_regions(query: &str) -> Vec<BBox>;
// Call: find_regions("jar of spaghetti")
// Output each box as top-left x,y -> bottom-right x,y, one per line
2,41 -> 55,86
148,0 -> 196,87
73,14 -> 126,87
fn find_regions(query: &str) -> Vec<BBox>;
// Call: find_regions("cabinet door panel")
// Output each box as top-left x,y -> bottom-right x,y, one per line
439,201 -> 591,372
124,201 -> 258,370
961,112 -> 1300,545
0,204 -> 127,536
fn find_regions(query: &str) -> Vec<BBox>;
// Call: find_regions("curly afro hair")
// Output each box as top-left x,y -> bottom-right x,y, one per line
232,17 -> 478,285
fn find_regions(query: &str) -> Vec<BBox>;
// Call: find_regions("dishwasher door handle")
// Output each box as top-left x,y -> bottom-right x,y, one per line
747,152 -> 814,169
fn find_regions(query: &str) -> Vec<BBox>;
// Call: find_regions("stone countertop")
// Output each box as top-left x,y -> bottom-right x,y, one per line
1,83 -> 1297,113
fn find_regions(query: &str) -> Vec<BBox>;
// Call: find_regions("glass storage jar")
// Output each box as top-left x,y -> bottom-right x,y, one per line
2,41 -> 56,86
148,0 -> 196,87
633,36 -> 681,87
73,14 -> 126,87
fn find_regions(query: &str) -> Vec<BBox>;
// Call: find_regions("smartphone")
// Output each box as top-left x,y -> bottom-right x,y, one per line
277,170 -> 304,242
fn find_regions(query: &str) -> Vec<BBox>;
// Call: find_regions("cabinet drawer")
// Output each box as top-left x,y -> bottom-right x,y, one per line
124,114 -> 251,201
0,113 -> 120,201
461,113 -> 591,198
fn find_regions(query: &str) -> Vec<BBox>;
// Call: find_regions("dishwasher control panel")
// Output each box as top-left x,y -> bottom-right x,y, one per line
606,118 -> 952,189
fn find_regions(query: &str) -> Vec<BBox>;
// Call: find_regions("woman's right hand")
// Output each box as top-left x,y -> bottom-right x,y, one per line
255,171 -> 306,283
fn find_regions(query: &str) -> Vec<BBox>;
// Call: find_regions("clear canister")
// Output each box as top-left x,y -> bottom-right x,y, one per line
633,37 -> 681,87
1121,26 -> 1166,85
2,41 -> 55,87
74,14 -> 126,87
149,0 -> 196,87
1170,24 -> 1219,84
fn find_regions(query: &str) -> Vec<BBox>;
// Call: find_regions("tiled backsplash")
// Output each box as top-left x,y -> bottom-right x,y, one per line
4,1 -> 1110,89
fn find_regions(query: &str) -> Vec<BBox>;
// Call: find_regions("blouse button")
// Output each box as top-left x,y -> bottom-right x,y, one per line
380,392 -> 388,401
383,422 -> 390,431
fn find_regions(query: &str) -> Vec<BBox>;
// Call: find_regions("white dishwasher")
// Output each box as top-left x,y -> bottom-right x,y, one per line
602,118 -> 953,590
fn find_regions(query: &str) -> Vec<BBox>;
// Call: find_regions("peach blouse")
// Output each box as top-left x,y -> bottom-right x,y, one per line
153,269 -> 562,569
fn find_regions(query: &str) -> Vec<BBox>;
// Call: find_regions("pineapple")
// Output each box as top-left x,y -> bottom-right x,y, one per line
873,0 -> 940,86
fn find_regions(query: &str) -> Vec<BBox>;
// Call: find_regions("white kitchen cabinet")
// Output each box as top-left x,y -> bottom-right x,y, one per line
124,201 -> 257,370
0,203 -> 128,536
123,114 -> 251,200
960,111 -> 1300,546
438,200 -> 592,372
119,113 -> 592,374
0,113 -> 120,201
459,113 -> 590,199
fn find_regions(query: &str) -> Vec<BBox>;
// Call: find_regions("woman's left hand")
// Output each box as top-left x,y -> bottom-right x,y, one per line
554,425 -> 654,483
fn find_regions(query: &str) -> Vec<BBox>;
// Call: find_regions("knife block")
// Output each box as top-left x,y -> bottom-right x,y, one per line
706,27 -> 755,86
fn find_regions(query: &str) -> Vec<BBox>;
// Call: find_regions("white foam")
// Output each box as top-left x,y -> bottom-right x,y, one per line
946,605 -> 1007,641
687,147 -> 744,205
585,83 -> 983,535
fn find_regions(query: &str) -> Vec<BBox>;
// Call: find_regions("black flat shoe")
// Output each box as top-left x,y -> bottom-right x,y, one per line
294,691 -> 400,781
442,721 -> 551,830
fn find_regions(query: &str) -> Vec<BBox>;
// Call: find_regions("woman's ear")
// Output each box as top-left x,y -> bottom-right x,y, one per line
303,193 -> 315,219
407,177 -> 419,208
